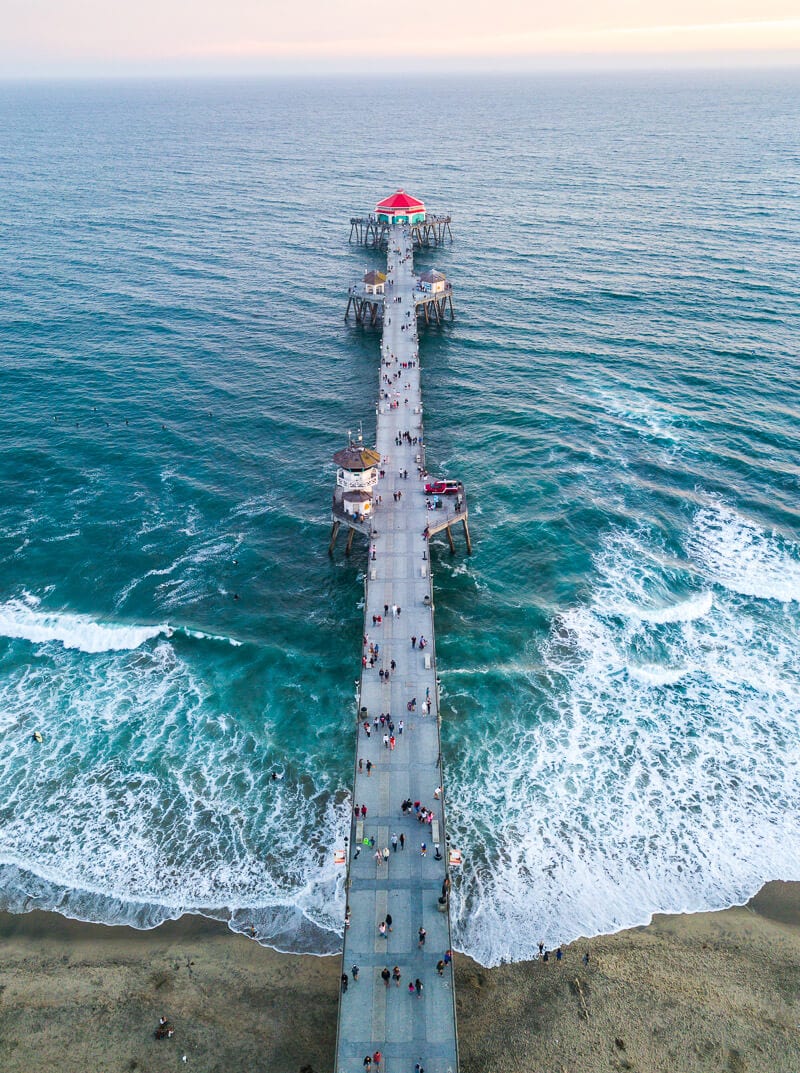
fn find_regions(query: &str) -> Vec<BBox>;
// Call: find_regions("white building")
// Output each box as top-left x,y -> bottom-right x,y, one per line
418,269 -> 447,295
364,270 -> 387,295
333,443 -> 380,492
341,489 -> 373,518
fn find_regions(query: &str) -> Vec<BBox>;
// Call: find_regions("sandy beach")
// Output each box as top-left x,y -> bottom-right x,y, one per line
1,882 -> 799,1073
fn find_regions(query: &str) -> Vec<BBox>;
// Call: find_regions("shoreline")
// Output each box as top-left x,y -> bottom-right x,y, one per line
1,881 -> 799,1072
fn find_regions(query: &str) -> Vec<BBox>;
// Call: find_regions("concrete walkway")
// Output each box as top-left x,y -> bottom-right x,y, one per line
334,224 -> 459,1073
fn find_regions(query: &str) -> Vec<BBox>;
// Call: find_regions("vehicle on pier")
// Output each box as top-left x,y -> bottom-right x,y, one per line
424,479 -> 462,495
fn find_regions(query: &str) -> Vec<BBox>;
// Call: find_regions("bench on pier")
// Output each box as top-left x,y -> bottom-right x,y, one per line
431,819 -> 440,844
356,821 -> 364,843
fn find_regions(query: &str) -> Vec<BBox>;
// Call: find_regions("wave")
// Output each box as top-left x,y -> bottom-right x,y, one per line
627,663 -> 687,685
689,502 -> 800,603
0,599 -> 241,653
0,629 -> 349,950
446,508 -> 800,965
626,590 -> 713,624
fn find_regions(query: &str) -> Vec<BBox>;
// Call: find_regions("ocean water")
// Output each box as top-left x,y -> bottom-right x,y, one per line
0,71 -> 798,966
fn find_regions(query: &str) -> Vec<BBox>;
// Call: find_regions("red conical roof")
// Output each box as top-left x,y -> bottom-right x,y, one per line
376,188 -> 425,211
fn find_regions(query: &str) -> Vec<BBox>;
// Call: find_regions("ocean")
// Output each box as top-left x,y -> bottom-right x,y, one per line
0,70 -> 798,966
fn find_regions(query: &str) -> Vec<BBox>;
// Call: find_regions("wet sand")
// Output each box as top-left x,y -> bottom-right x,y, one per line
1,882 -> 799,1073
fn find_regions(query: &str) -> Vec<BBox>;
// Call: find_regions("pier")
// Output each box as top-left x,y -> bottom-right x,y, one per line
332,196 -> 463,1073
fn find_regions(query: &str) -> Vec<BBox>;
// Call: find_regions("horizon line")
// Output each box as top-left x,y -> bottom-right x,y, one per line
1,47 -> 799,83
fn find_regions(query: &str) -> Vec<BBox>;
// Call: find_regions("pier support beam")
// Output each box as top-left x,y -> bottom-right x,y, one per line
446,524 -> 456,554
328,520 -> 340,556
345,528 -> 355,556
463,517 -> 472,555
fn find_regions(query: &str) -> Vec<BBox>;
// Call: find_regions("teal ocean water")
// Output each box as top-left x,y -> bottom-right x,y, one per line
0,72 -> 798,966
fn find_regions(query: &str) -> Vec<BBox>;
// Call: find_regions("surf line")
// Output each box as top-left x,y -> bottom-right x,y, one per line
331,191 -> 465,1073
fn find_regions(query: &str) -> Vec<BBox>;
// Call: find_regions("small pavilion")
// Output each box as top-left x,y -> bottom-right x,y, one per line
375,189 -> 426,225
333,442 -> 381,493
363,269 -> 386,295
418,269 -> 448,294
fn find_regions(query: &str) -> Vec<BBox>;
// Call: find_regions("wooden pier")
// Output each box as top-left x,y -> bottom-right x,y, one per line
332,214 -> 463,1073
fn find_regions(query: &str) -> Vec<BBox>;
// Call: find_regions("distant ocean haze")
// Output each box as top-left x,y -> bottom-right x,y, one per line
0,71 -> 798,965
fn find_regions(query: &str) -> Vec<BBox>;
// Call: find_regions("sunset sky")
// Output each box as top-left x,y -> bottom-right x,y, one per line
3,0 -> 799,77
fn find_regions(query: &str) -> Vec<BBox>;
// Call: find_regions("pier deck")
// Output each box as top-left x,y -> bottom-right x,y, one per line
334,224 -> 459,1073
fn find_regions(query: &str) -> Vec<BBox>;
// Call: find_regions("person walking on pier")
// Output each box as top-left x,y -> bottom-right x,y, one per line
341,972 -> 348,992
391,833 -> 398,851
418,927 -> 427,948
392,965 -> 402,987
351,965 -> 359,982
381,967 -> 391,988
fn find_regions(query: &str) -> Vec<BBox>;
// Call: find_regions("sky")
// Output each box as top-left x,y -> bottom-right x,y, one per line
1,0 -> 799,78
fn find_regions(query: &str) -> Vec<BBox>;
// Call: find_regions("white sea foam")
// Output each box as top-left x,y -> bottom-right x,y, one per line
689,501 -> 800,602
627,663 -> 687,685
3,502 -> 799,965
446,506 -> 800,965
630,590 -> 713,623
0,599 -> 242,653
0,637 -> 348,950
0,599 -> 169,652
